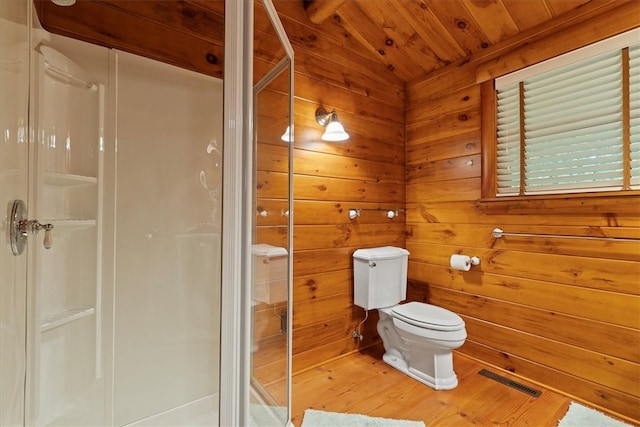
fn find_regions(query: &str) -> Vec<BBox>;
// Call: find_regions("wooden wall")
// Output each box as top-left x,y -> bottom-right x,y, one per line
405,3 -> 640,423
264,1 -> 407,374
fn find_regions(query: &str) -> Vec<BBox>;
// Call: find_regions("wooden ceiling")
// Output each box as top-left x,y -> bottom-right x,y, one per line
305,0 -> 593,82
33,0 -> 625,84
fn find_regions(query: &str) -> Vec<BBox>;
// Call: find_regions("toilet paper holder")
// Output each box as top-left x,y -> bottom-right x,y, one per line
449,254 -> 480,271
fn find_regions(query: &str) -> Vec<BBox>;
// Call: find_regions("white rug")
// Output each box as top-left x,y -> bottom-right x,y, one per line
558,402 -> 633,427
301,409 -> 425,427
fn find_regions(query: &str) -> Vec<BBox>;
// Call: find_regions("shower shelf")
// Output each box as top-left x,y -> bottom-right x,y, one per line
43,171 -> 97,187
41,306 -> 95,332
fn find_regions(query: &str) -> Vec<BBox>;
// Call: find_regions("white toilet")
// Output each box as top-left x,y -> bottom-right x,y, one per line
353,246 -> 467,390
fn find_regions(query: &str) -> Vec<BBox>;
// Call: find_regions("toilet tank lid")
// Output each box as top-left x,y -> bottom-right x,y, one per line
353,246 -> 410,261
392,302 -> 465,330
252,244 -> 288,257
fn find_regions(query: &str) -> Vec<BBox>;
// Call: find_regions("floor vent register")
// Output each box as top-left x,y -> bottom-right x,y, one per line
477,369 -> 542,398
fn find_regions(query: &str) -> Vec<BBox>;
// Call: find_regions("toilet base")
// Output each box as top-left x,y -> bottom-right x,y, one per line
382,351 -> 458,390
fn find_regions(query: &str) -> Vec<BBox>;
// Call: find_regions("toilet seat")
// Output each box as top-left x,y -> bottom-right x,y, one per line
392,302 -> 464,332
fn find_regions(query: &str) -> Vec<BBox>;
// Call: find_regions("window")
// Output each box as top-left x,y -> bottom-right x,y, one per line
493,29 -> 639,197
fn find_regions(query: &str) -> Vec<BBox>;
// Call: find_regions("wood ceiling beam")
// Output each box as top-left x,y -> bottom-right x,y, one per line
305,0 -> 348,24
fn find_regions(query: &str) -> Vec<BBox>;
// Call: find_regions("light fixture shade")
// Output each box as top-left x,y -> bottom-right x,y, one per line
322,120 -> 349,142
316,107 -> 349,142
280,125 -> 293,142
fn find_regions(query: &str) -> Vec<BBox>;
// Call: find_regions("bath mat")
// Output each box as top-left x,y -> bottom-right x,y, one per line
301,409 -> 425,427
558,402 -> 632,427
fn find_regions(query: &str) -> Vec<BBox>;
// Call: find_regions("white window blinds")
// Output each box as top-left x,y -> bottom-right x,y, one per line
496,83 -> 521,194
631,43 -> 640,189
495,29 -> 639,196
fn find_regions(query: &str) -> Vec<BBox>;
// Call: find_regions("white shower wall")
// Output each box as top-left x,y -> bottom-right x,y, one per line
113,49 -> 222,426
30,32 -> 223,426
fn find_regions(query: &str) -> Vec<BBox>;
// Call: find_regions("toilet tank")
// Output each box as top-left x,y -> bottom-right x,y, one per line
353,246 -> 410,310
253,244 -> 288,304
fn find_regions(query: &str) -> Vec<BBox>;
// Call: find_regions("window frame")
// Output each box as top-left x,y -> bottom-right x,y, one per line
480,28 -> 640,204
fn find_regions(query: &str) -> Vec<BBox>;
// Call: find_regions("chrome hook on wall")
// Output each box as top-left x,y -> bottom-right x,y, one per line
348,209 -> 360,220
347,207 -> 404,220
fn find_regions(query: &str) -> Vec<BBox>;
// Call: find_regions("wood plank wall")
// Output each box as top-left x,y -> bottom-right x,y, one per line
263,1 -> 407,374
405,4 -> 640,423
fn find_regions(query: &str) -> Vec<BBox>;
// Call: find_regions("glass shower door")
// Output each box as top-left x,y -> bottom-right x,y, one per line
249,0 -> 293,425
0,0 -> 29,424
0,3 -> 105,424
1,3 -> 106,425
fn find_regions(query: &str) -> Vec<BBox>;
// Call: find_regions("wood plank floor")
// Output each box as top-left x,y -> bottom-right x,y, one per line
291,345 -> 573,426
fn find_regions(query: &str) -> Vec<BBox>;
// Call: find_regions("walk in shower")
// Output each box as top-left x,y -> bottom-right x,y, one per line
0,0 -> 293,425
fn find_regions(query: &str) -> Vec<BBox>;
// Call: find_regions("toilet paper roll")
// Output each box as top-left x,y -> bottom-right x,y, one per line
450,254 -> 471,271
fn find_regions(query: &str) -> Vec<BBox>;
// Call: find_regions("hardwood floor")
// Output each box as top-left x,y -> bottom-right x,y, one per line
291,344 -> 573,426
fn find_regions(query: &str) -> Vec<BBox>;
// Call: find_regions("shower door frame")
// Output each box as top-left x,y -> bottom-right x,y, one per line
220,0 -> 294,425
219,0 -> 249,424
251,0 -> 294,419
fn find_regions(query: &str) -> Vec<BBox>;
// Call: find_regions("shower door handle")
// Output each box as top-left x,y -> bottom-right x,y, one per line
7,199 -> 54,256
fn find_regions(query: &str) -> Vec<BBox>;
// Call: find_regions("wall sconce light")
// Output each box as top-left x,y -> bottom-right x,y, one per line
280,125 -> 293,142
316,107 -> 349,142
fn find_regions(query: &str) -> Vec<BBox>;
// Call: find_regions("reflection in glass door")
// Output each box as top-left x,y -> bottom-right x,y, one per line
249,0 -> 294,425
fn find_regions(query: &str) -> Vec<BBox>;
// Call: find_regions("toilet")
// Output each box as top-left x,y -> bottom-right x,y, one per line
252,243 -> 288,305
353,246 -> 467,390
251,243 -> 288,352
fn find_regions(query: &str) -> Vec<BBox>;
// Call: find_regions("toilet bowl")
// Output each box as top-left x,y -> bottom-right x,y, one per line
378,302 -> 466,390
353,246 -> 467,390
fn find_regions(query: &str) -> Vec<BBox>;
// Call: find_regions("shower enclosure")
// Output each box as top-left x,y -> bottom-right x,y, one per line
0,0 -> 293,425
